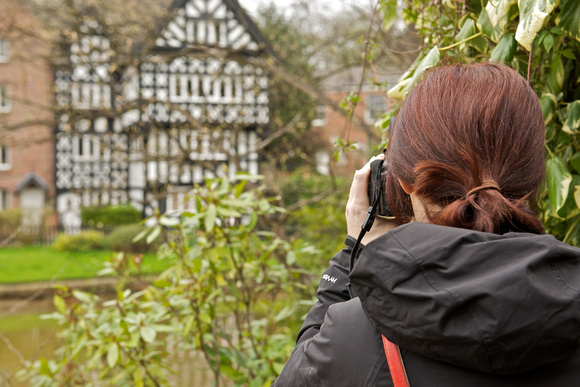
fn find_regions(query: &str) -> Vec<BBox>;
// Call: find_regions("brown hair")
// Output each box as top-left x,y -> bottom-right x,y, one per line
386,63 -> 545,234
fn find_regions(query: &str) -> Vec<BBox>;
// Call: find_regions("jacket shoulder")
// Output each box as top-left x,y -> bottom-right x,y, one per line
274,298 -> 392,387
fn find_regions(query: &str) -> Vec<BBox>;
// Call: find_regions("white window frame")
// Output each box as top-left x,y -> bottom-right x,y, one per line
0,145 -> 11,170
0,189 -> 10,211
0,86 -> 11,113
0,39 -> 9,63
312,105 -> 327,127
73,134 -> 100,161
365,94 -> 387,125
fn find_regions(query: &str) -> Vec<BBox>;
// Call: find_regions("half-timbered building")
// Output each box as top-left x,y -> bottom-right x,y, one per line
53,0 -> 272,231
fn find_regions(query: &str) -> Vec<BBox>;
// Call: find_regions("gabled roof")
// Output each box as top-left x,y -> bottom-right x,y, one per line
153,0 -> 277,57
16,173 -> 48,192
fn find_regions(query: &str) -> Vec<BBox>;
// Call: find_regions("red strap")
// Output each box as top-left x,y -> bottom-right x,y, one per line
382,335 -> 410,387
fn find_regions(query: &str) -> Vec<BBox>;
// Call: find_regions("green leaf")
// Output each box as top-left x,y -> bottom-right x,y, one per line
546,157 -> 573,215
133,366 -> 144,387
542,33 -> 554,52
159,216 -> 180,227
547,56 -> 565,95
562,49 -> 577,60
286,251 -> 296,265
457,18 -> 477,42
132,228 -> 148,243
205,204 -> 217,232
574,186 -> 580,209
247,211 -> 258,231
563,101 -> 580,134
183,315 -> 195,337
234,180 -> 247,197
72,290 -> 92,303
570,152 -> 580,174
558,175 -> 580,218
140,326 -> 156,343
387,77 -> 412,99
53,295 -> 67,314
477,7 -> 503,42
490,32 -> 517,62
107,343 -> 119,368
388,47 -> 440,99
216,206 -> 242,217
455,18 -> 489,52
556,0 -> 580,42
540,93 -> 558,124
379,0 -> 399,30
516,0 -> 560,50
146,225 -> 161,244
220,364 -> 245,380
485,0 -> 517,33
39,359 -> 52,376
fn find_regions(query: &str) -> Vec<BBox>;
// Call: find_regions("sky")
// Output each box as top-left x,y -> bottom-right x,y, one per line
238,0 -> 351,17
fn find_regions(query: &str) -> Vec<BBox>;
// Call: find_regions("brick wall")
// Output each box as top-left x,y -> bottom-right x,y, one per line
0,0 -> 54,210
312,90 -> 393,176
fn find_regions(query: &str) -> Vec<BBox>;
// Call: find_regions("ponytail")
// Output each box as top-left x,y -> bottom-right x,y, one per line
413,161 -> 544,234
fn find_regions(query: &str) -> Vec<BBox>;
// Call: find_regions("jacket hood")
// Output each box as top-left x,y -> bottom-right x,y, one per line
350,222 -> 580,375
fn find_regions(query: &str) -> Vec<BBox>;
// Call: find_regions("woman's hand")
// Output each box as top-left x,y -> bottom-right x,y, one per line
346,154 -> 398,245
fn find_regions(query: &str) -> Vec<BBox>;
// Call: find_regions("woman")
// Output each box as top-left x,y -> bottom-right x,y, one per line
273,63 -> 580,386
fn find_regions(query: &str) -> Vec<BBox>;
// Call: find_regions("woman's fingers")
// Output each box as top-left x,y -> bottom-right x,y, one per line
346,154 -> 385,238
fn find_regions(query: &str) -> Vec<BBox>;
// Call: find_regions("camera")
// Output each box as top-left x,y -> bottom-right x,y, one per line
368,158 -> 394,218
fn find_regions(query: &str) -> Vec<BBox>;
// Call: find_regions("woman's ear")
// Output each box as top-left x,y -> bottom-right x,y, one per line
398,179 -> 414,195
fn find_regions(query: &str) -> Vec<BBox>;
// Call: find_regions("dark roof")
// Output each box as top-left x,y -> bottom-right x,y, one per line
16,173 -> 48,192
155,0 -> 278,58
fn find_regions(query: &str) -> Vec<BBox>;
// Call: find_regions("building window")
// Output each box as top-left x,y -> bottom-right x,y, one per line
312,105 -> 327,127
365,94 -> 386,124
73,135 -> 99,160
0,189 -> 10,211
0,145 -> 10,170
0,39 -> 8,63
0,86 -> 11,113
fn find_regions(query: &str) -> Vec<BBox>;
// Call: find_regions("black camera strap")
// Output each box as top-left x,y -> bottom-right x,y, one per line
346,192 -> 381,299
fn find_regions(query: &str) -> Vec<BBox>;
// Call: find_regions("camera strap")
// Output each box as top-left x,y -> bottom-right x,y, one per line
346,194 -> 380,299
383,335 -> 411,387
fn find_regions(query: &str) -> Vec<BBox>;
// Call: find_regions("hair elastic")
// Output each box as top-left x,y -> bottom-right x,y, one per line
466,181 -> 501,200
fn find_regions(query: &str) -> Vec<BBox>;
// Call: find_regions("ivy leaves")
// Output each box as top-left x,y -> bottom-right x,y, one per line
378,0 -> 580,244
516,0 -> 560,50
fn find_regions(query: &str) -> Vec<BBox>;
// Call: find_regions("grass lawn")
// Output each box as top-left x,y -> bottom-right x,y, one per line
0,246 -> 172,283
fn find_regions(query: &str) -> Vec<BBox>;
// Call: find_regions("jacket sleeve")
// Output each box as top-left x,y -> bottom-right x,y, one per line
294,235 -> 357,345
272,298 -> 390,387
272,237 -> 392,386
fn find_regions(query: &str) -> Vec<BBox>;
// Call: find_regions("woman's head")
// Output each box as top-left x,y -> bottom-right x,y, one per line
386,62 -> 545,234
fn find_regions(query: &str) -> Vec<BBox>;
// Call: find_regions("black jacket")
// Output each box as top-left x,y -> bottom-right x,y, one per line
274,222 -> 580,386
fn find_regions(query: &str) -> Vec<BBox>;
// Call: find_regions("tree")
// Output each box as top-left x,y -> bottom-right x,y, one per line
378,0 -> 580,244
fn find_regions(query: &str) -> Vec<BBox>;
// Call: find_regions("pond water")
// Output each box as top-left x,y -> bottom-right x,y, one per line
0,299 -> 215,386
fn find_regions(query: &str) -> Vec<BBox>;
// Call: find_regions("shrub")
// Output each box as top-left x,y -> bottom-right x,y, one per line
81,205 -> 141,228
53,230 -> 105,252
0,209 -> 22,243
104,224 -> 159,254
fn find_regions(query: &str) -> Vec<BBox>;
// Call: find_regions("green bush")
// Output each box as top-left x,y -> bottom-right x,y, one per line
52,230 -> 105,252
104,224 -> 159,254
81,205 -> 141,228
280,170 -> 349,270
0,209 -> 22,242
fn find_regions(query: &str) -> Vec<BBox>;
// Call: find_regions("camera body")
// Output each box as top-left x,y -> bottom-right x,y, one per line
368,158 -> 394,218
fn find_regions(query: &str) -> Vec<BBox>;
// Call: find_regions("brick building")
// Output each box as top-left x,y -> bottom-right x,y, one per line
0,0 -> 54,232
311,66 -> 401,175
